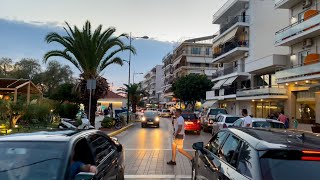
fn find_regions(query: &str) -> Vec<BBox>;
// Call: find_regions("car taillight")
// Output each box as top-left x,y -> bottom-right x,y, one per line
197,120 -> 200,124
301,150 -> 320,161
223,123 -> 227,128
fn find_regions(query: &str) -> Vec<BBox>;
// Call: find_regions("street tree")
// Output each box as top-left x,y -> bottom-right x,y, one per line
44,21 -> 135,125
0,57 -> 14,77
49,83 -> 80,103
117,83 -> 148,113
11,58 -> 41,80
172,74 -> 213,109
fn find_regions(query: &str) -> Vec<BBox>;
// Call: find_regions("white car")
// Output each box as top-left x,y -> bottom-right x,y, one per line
160,109 -> 171,117
231,118 -> 285,129
212,114 -> 242,135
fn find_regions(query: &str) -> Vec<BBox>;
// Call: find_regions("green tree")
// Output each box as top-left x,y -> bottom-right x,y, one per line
44,21 -> 135,125
117,83 -> 148,113
11,58 -> 41,80
49,83 -> 80,103
0,99 -> 25,128
0,57 -> 14,77
172,74 -> 213,109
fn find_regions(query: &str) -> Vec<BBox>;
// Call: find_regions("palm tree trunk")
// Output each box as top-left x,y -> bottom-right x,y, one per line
85,98 -> 98,126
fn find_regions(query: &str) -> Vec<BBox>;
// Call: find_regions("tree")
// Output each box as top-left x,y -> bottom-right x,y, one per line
11,58 -> 41,80
44,21 -> 135,125
49,83 -> 80,103
0,57 -> 13,77
117,83 -> 148,113
172,74 -> 213,109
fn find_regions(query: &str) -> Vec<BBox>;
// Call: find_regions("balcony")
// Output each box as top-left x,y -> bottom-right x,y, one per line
213,40 -> 249,63
236,86 -> 288,100
173,50 -> 213,61
219,15 -> 250,35
212,65 -> 243,79
275,12 -> 320,46
212,0 -> 249,24
274,0 -> 301,9
275,59 -> 320,84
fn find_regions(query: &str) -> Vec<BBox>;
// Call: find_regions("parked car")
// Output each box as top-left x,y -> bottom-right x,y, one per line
192,127 -> 320,180
182,112 -> 201,135
141,111 -> 160,128
160,109 -> 171,117
202,108 -> 228,132
0,129 -> 124,180
231,118 -> 285,129
211,114 -> 242,135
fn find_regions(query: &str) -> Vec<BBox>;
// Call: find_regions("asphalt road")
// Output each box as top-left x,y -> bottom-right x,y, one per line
115,117 -> 212,179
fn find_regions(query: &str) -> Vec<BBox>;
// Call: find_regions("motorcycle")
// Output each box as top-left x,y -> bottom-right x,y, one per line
58,118 -> 95,130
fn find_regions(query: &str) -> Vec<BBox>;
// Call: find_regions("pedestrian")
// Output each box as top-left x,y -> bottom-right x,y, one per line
242,109 -> 252,127
278,110 -> 289,128
167,109 -> 193,165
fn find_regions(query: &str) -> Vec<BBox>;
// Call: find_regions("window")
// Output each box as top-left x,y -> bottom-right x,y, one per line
233,119 -> 243,127
225,117 -> 242,124
205,48 -> 210,55
206,131 -> 228,155
88,134 -> 115,166
205,63 -> 210,67
237,143 -> 254,178
190,63 -> 201,67
298,51 -> 309,65
220,135 -> 241,167
191,47 -> 201,55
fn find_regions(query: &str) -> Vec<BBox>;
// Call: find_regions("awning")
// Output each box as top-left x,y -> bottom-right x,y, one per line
221,27 -> 238,44
223,76 -> 238,86
212,79 -> 228,89
212,37 -> 225,48
202,100 -> 217,108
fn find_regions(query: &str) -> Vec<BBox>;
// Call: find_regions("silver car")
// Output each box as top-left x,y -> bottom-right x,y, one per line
231,118 -> 285,129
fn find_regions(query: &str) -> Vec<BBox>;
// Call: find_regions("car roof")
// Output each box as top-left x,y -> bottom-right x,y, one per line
219,114 -> 242,118
226,128 -> 320,151
237,118 -> 284,123
0,129 -> 99,142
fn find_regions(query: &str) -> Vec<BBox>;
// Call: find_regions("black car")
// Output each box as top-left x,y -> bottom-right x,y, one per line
0,129 -> 124,180
141,111 -> 160,128
192,127 -> 320,180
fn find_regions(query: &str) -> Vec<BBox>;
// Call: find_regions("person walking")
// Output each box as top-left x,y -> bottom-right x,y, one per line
278,110 -> 289,128
167,109 -> 193,165
242,109 -> 252,127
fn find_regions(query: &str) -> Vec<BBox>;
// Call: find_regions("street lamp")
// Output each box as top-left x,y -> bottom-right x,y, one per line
125,33 -> 149,125
133,72 -> 143,84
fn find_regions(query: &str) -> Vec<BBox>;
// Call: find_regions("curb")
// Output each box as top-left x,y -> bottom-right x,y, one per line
108,123 -> 134,137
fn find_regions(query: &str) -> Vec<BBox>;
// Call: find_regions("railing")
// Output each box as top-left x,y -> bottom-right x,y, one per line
212,64 -> 243,78
173,50 -> 212,60
224,87 -> 237,95
275,12 -> 320,44
162,52 -> 172,62
219,15 -> 250,34
237,86 -> 287,97
213,40 -> 249,58
212,0 -> 238,22
274,0 -> 286,7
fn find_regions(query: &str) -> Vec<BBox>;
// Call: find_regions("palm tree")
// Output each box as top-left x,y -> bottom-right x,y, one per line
117,83 -> 148,113
44,21 -> 135,125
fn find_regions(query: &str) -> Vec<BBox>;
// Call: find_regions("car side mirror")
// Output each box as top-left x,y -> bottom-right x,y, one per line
192,142 -> 204,151
75,172 -> 95,180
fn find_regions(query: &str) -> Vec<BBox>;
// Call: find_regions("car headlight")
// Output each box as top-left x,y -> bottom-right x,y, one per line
155,117 -> 160,121
142,117 -> 146,121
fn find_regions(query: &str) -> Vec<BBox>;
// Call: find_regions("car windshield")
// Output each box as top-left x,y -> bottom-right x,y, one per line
144,111 -> 158,117
225,117 -> 241,123
163,110 -> 170,112
253,121 -> 285,129
209,109 -> 227,115
182,114 -> 196,120
260,150 -> 320,180
0,141 -> 66,180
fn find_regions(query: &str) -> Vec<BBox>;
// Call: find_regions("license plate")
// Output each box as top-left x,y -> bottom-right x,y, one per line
185,122 -> 193,125
147,122 -> 154,124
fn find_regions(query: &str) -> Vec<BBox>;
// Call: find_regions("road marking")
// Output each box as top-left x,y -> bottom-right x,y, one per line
124,174 -> 191,179
125,148 -> 194,151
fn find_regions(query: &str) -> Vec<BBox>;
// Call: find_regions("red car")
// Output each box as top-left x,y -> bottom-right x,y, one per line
182,113 -> 201,135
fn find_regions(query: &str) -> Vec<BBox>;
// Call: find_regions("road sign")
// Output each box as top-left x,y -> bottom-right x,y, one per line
87,79 -> 96,90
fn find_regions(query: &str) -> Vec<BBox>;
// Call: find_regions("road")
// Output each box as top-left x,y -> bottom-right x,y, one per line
114,117 -> 212,179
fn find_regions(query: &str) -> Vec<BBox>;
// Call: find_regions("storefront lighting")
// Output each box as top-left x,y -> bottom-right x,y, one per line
305,80 -> 310,83
285,83 -> 289,86
252,99 -> 255,102
260,99 -> 263,101
295,82 -> 298,85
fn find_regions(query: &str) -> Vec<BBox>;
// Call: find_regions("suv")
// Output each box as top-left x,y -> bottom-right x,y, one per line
0,130 -> 124,180
192,128 -> 320,180
212,114 -> 242,135
202,108 -> 227,132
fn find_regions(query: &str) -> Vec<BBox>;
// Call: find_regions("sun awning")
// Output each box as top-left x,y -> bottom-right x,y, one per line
223,76 -> 238,86
212,36 -> 225,48
221,27 -> 239,44
202,100 -> 217,108
212,79 -> 228,89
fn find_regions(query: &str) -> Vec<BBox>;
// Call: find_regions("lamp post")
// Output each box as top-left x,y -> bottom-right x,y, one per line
125,33 -> 148,125
133,71 -> 143,84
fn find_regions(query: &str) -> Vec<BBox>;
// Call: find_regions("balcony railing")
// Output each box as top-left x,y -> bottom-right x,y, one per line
212,64 -> 243,78
224,87 -> 237,95
173,50 -> 212,59
274,0 -> 285,7
213,40 -> 249,58
275,12 -> 320,44
219,15 -> 250,35
237,86 -> 287,97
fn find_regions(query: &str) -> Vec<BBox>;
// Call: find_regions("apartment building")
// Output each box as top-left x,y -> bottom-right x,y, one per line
206,0 -> 290,116
275,0 -> 320,125
142,65 -> 164,106
162,36 -> 217,105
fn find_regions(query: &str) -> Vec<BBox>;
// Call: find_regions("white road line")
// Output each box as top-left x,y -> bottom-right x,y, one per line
125,148 -> 194,151
124,174 -> 191,179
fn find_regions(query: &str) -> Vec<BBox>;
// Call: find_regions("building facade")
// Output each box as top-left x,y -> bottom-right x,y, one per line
142,65 -> 164,106
275,0 -> 320,125
162,36 -> 218,106
206,0 -> 290,117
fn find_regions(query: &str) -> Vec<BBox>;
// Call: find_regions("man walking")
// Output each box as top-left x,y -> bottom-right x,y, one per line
241,109 -> 252,127
278,110 -> 289,128
167,109 -> 193,165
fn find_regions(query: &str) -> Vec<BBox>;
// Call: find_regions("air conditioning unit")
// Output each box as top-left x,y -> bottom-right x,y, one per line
244,52 -> 249,57
303,0 -> 312,8
303,38 -> 313,47
218,63 -> 223,67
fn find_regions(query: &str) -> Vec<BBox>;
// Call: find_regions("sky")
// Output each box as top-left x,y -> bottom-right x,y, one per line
0,0 -> 224,90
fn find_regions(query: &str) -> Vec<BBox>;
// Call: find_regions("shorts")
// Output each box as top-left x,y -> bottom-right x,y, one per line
173,138 -> 184,148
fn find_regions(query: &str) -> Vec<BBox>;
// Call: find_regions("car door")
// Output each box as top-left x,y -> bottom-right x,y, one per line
196,131 -> 228,180
233,119 -> 243,127
87,133 -> 119,180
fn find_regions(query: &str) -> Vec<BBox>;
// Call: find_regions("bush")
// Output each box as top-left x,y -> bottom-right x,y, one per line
56,103 -> 79,119
101,117 -> 114,128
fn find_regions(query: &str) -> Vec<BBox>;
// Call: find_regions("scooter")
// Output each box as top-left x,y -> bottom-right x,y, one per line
58,118 -> 95,130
